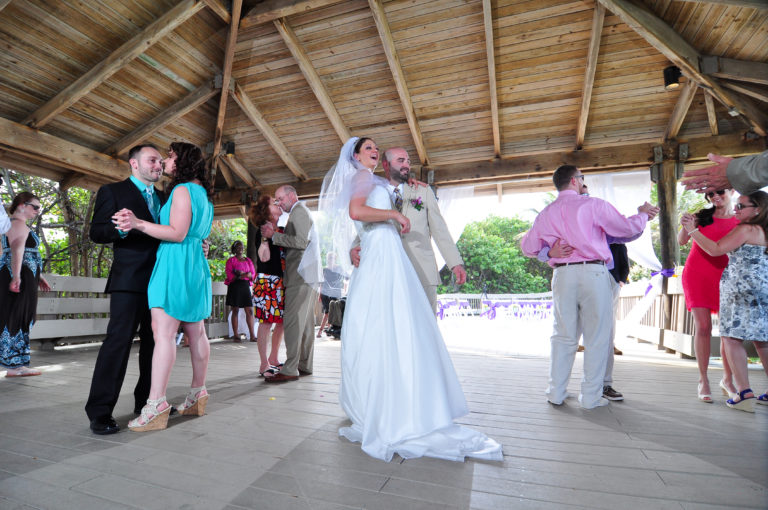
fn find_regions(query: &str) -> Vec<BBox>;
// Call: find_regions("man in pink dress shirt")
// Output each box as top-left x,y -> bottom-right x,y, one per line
521,165 -> 658,409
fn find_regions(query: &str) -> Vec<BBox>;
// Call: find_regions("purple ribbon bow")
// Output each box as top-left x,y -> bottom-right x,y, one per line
645,268 -> 676,295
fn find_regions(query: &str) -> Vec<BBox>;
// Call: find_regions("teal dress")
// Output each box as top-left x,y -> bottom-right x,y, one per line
148,183 -> 213,322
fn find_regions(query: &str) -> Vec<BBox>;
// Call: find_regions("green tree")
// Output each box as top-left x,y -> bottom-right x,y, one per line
206,218 -> 248,281
439,215 -> 550,294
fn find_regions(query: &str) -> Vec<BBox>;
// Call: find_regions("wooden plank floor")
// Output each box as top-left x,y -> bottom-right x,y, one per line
0,320 -> 766,510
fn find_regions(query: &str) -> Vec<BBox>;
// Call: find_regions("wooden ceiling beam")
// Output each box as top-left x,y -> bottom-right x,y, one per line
215,155 -> 236,188
203,0 -> 232,24
597,0 -> 768,137
481,0 -> 501,158
0,116 -> 126,181
213,0 -> 243,160
701,56 -> 768,86
704,92 -> 719,136
232,80 -> 309,180
241,0 -> 344,28
663,80 -> 698,141
721,81 -> 768,104
105,79 -> 220,157
274,17 -> 350,143
0,1 -> 11,14
368,0 -> 429,166
219,154 -> 260,189
22,0 -> 206,129
576,4 -> 605,150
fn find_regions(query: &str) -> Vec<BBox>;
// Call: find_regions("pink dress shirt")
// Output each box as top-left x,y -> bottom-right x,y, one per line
520,190 -> 649,267
224,256 -> 255,285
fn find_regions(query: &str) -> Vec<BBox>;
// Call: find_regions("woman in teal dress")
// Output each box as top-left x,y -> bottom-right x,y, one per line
113,142 -> 214,431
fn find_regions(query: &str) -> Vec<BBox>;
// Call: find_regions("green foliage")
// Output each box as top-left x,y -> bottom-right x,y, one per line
439,215 -> 550,294
206,218 -> 248,281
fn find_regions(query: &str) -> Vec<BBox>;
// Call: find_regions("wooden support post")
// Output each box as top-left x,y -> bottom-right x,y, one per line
654,146 -> 680,338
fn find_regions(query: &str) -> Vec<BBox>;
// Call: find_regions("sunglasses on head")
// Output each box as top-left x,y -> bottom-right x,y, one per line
706,190 -> 726,198
735,203 -> 756,211
25,202 -> 41,211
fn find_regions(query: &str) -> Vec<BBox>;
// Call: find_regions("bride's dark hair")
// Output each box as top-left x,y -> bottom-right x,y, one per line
353,136 -> 372,156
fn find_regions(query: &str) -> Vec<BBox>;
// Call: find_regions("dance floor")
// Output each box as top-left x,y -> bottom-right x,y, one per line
1,318 -> 766,510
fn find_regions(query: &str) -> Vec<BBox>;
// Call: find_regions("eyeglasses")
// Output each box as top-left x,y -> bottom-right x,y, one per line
706,190 -> 726,198
574,174 -> 585,181
735,203 -> 756,211
25,202 -> 41,211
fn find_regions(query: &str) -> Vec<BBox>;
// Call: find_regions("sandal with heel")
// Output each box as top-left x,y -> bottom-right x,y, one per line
719,379 -> 738,400
697,382 -> 713,403
726,388 -> 755,413
177,386 -> 208,416
755,392 -> 768,406
129,397 -> 171,431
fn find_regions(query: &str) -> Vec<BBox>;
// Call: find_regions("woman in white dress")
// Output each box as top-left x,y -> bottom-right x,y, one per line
319,136 -> 503,462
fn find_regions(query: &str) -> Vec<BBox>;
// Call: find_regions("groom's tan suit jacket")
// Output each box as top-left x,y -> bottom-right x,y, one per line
398,184 -> 463,310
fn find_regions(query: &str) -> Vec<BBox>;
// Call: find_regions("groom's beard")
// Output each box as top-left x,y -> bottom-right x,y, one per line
392,169 -> 409,184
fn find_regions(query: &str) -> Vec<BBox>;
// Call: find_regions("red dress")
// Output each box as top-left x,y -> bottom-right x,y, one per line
681,216 -> 739,311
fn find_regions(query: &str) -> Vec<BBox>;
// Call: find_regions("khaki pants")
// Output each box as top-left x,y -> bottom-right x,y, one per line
281,282 -> 317,376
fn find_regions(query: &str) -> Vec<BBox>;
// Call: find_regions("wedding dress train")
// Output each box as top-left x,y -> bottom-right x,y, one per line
339,182 -> 503,462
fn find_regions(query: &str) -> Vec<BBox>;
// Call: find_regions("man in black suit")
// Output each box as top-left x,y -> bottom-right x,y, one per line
85,144 -> 165,435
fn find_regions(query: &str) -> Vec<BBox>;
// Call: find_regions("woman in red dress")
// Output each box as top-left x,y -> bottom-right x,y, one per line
679,189 -> 739,402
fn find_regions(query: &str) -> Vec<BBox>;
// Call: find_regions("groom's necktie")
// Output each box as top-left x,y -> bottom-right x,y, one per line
392,186 -> 403,212
143,185 -> 159,223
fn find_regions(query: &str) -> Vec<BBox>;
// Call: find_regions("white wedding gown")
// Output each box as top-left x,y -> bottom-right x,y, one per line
339,182 -> 503,462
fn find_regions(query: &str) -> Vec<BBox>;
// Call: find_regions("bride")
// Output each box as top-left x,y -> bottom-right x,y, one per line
318,136 -> 503,462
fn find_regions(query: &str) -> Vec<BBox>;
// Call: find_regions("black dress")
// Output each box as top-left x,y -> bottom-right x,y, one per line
0,231 -> 43,368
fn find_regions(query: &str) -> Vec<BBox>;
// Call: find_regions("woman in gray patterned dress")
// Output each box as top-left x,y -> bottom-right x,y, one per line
681,191 -> 768,413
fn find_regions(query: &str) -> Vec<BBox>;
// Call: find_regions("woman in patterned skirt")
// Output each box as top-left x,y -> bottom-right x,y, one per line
682,191 -> 768,412
249,195 -> 286,378
1,192 -> 51,377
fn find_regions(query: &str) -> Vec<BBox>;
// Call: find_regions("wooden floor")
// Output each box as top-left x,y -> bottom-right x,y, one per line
1,324 -> 766,510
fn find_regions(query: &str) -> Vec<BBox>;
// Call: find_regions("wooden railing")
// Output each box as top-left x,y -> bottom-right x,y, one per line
31,274 -> 229,351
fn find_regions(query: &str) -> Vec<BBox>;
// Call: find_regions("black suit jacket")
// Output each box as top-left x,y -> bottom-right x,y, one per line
90,178 -> 166,293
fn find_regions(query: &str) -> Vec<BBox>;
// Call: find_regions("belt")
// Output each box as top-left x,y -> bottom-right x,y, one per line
553,260 -> 605,268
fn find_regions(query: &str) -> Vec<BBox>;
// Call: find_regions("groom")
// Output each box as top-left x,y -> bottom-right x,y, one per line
352,147 -> 466,311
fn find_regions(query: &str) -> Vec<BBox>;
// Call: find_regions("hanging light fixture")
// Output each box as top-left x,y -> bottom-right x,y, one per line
663,66 -> 681,91
224,141 -> 235,157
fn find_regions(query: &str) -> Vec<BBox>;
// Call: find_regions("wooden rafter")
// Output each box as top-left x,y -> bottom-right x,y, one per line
203,0 -> 231,23
0,1 -> 11,14
576,4 -> 605,150
368,0 -> 428,165
219,154 -> 260,188
597,0 -> 768,137
213,0 -> 242,160
701,56 -> 768,86
215,155 -> 236,188
22,0 -> 205,129
481,0 -> 501,158
274,17 -> 350,143
664,80 -> 698,141
721,81 -> 768,104
240,0 -> 345,28
105,79 -> 220,157
231,80 -> 309,181
704,92 -> 719,136
0,117 -> 126,181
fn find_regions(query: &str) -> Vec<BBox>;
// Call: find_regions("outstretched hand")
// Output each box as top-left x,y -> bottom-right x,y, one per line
638,202 -> 660,220
680,213 -> 697,233
681,153 -> 733,193
112,208 -> 138,231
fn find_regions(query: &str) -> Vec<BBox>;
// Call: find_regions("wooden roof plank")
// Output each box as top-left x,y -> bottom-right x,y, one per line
576,4 -> 606,150
213,0 -> 243,159
232,80 -> 309,180
673,0 -> 768,8
274,17 -> 351,143
597,0 -> 767,136
241,0 -> 347,28
721,81 -> 768,103
368,0 -> 428,165
203,0 -> 232,24
22,0 -> 206,129
701,56 -> 768,86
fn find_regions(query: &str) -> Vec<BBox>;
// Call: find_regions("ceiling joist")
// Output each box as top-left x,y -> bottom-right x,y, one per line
664,80 -> 698,141
203,0 -> 231,24
368,0 -> 428,166
597,0 -> 768,137
23,0 -> 205,129
481,0 -> 501,158
721,81 -> 768,104
701,56 -> 768,86
232,80 -> 309,181
703,92 -> 719,136
212,0 -> 243,159
240,0 -> 345,28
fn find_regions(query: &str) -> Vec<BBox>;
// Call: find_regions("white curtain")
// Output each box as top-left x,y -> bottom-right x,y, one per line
587,171 -> 662,271
433,185 -> 475,270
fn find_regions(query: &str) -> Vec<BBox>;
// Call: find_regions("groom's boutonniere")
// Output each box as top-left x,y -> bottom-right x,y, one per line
410,197 -> 424,211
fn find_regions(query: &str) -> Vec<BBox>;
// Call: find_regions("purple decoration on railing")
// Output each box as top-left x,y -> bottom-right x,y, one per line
645,268 -> 676,295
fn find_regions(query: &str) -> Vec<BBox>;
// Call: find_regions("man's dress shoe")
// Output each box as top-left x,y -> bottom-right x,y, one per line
265,373 -> 299,383
90,416 -> 120,435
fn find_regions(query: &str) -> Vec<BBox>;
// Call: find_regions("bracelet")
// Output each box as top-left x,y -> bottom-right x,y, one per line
688,228 -> 699,235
